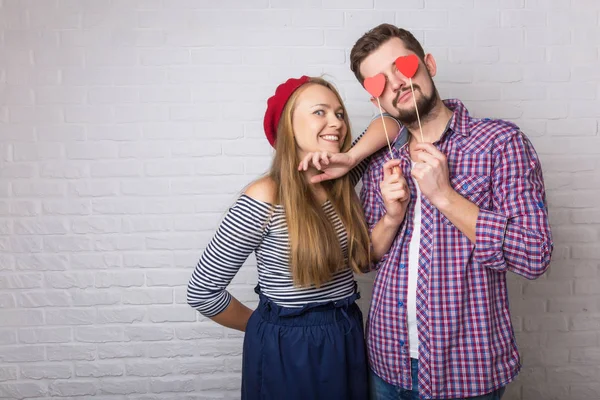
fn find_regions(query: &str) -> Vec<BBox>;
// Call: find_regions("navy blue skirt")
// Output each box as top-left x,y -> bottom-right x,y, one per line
241,286 -> 369,400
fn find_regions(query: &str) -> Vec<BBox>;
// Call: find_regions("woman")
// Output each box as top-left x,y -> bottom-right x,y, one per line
187,76 -> 399,399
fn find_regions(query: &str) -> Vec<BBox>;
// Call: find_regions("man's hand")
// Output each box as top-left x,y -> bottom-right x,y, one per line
411,143 -> 454,208
381,159 -> 410,225
298,151 -> 357,184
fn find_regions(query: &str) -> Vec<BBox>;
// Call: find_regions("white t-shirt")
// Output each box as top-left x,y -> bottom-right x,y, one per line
407,162 -> 421,359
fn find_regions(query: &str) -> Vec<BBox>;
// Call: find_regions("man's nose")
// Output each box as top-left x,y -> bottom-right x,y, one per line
388,71 -> 409,92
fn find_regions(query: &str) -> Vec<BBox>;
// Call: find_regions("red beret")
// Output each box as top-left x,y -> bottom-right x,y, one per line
263,76 -> 310,147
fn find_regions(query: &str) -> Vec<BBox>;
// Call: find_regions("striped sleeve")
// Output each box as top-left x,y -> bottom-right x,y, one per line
187,195 -> 271,317
360,154 -> 391,272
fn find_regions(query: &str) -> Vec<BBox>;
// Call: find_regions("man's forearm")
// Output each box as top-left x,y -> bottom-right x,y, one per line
371,214 -> 405,261
434,190 -> 479,244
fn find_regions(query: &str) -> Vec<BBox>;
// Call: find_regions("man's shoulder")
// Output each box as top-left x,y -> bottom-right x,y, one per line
367,146 -> 392,166
368,127 -> 408,165
470,117 -> 520,135
360,146 -> 391,183
467,117 -> 523,149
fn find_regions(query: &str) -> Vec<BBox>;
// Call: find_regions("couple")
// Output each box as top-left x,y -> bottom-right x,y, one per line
187,24 -> 553,400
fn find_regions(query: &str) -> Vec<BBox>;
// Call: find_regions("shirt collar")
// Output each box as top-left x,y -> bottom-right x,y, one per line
443,98 -> 471,138
391,98 -> 471,150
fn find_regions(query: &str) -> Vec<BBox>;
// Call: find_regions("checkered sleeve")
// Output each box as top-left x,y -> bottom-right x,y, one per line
349,128 -> 369,187
473,131 -> 554,279
360,157 -> 392,271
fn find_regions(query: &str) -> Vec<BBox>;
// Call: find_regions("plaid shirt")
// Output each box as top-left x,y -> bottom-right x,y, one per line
360,99 -> 553,399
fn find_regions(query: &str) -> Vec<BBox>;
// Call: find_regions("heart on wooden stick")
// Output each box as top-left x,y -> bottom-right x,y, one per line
362,73 -> 394,158
363,73 -> 385,98
395,54 -> 419,78
394,54 -> 424,143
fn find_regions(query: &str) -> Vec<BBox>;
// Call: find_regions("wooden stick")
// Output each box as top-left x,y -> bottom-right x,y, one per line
377,98 -> 402,175
376,97 -> 394,159
409,78 -> 424,143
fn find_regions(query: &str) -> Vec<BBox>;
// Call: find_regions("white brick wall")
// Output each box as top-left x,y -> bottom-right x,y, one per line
0,0 -> 599,399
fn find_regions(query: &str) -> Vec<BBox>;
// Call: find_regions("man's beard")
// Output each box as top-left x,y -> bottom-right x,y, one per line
392,83 -> 438,126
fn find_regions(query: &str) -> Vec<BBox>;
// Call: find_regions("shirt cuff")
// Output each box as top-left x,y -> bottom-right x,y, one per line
197,291 -> 232,318
473,209 -> 508,271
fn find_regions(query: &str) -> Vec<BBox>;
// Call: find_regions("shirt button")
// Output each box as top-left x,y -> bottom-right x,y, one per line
462,183 -> 469,190
537,201 -> 545,209
399,340 -> 405,346
399,263 -> 406,269
406,229 -> 412,235
398,301 -> 404,307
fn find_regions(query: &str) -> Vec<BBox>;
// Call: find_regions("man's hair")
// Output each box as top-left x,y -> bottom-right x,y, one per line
350,23 -> 426,84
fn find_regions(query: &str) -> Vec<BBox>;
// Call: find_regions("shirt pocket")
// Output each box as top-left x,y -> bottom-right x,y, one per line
441,174 -> 492,226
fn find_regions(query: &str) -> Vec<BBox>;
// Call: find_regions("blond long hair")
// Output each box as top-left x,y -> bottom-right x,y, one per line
269,77 -> 371,288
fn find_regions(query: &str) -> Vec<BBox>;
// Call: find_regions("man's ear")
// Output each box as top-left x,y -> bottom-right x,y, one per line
370,97 -> 379,108
424,53 -> 437,78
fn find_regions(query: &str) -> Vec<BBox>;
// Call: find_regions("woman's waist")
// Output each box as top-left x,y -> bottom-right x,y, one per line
254,284 -> 362,326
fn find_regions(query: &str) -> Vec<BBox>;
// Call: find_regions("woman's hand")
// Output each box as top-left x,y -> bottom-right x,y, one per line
298,151 -> 357,184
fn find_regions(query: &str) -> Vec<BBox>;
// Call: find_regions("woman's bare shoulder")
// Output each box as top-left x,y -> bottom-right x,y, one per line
244,176 -> 277,204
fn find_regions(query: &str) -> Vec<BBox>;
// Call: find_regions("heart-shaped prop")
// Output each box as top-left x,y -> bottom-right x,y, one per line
395,54 -> 419,79
364,73 -> 385,98
364,73 -> 393,158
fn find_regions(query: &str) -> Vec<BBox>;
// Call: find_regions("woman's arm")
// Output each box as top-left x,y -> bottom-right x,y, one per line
187,178 -> 275,331
299,115 -> 402,184
210,297 -> 254,331
347,115 -> 401,168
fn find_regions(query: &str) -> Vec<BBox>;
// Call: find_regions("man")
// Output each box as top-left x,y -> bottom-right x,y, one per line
302,23 -> 553,400
354,23 -> 553,400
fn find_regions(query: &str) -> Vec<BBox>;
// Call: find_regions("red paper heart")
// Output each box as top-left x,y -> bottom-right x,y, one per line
363,73 -> 385,98
395,54 -> 419,78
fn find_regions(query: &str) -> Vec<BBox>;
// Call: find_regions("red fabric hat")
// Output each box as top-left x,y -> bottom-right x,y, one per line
263,75 -> 310,147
